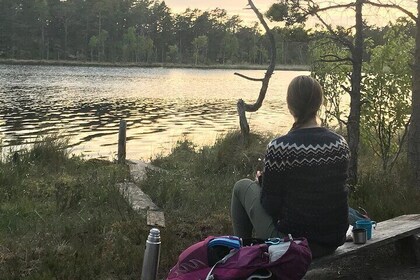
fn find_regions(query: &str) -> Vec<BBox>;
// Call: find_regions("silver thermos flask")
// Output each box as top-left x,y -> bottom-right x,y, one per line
141,228 -> 161,280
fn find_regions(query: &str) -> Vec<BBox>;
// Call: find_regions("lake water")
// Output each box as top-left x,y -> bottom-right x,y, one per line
0,65 -> 308,160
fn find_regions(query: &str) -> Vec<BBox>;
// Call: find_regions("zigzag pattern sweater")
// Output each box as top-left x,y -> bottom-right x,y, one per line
261,127 -> 350,247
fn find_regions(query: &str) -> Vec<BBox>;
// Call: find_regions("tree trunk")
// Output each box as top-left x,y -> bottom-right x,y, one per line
98,12 -> 101,61
64,19 -> 68,58
235,0 -> 276,140
347,0 -> 364,185
40,24 -> 45,59
46,40 -> 49,60
408,0 -> 420,188
179,36 -> 182,63
195,46 -> 198,65
102,41 -> 105,61
237,99 -> 250,142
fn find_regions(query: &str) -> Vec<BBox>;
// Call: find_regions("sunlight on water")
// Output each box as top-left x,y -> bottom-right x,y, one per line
0,65 -> 307,160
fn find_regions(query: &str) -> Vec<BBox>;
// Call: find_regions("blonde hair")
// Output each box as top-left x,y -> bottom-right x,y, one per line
286,75 -> 323,130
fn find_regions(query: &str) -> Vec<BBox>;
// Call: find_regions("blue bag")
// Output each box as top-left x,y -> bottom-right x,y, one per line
348,207 -> 370,226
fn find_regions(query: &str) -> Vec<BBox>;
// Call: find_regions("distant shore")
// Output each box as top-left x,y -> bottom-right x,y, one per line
0,58 -> 310,71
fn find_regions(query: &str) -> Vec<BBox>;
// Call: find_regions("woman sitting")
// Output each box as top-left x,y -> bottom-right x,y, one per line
230,75 -> 350,258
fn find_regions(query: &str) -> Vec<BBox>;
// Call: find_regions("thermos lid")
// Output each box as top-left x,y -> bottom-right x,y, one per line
148,228 -> 161,243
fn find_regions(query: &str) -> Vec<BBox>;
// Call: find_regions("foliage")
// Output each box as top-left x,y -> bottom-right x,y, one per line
309,35 -> 351,130
265,1 -> 308,26
310,21 -> 413,172
122,27 -> 154,63
220,33 -> 239,64
0,0 -> 313,65
192,35 -> 208,65
361,22 -> 414,171
273,26 -> 311,65
266,3 -> 289,22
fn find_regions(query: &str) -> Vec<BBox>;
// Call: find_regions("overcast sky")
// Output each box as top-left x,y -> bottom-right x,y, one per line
163,0 -> 417,28
163,0 -> 271,24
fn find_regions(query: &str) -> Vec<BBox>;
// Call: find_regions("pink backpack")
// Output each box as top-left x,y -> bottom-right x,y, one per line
166,235 -> 312,280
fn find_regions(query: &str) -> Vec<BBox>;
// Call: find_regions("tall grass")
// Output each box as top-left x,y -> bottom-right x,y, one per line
141,131 -> 420,277
0,136 -> 149,280
1,132 -> 419,279
141,131 -> 269,276
351,152 -> 420,221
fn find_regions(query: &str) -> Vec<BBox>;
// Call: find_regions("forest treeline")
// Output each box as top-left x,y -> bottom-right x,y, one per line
0,0 -> 407,65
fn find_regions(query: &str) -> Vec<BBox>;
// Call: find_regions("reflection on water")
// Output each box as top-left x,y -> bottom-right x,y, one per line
0,65 -> 307,159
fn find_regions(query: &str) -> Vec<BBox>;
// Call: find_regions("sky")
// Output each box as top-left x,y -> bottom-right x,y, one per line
163,0 -> 269,25
164,0 -> 280,24
163,0 -> 417,28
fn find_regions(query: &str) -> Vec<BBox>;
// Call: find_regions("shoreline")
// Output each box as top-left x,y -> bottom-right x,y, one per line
0,58 -> 310,71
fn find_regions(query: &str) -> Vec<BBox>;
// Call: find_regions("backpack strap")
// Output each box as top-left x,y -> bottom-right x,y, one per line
205,249 -> 239,280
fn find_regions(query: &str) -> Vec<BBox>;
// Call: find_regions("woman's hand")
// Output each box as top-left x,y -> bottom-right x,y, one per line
255,170 -> 263,185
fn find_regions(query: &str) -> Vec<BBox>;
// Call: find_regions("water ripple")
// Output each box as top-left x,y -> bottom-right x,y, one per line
0,65 -> 306,159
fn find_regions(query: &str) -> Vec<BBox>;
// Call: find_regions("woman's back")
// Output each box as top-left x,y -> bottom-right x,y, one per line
261,127 -> 350,248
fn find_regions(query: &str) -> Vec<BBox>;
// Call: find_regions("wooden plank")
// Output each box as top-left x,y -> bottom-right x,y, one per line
312,214 -> 420,266
147,210 -> 165,227
127,160 -> 165,183
116,182 -> 159,211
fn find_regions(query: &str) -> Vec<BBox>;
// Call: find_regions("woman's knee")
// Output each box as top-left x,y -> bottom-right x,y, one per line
233,178 -> 254,196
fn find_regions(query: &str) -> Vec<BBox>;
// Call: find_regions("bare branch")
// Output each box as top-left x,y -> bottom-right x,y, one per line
325,110 -> 348,125
319,54 -> 354,63
234,72 -> 265,82
338,117 -> 348,126
314,3 -> 356,14
236,0 -> 277,139
340,85 -> 351,93
313,12 -> 354,51
389,115 -> 412,171
365,0 -> 417,22
236,0 -> 276,113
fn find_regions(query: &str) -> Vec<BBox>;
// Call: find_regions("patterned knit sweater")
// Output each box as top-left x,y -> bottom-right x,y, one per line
261,127 -> 350,247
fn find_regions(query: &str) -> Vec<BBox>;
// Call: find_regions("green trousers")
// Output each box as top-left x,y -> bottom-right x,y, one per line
230,178 -> 339,258
230,178 -> 283,239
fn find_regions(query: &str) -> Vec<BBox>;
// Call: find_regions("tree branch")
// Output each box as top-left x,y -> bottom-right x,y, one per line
236,0 -> 276,113
325,109 -> 348,125
236,0 -> 277,139
365,0 -> 417,22
389,115 -> 412,171
340,84 -> 351,93
312,3 -> 356,14
313,12 -> 354,51
319,54 -> 354,63
234,72 -> 264,82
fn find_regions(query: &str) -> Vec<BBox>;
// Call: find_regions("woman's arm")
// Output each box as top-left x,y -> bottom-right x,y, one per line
260,141 -> 286,218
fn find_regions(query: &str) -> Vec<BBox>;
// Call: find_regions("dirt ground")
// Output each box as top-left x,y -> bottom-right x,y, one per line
303,243 -> 420,280
305,265 -> 420,280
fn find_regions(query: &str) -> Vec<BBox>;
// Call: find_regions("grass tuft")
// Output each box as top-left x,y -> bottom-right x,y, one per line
1,132 -> 419,279
0,136 -> 149,280
349,156 -> 420,221
142,131 -> 420,277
